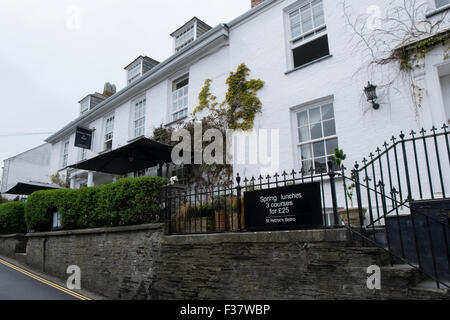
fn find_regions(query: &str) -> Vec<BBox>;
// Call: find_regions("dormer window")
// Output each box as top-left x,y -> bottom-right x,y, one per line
124,56 -> 159,85
78,93 -> 107,116
175,26 -> 195,52
80,98 -> 89,115
127,62 -> 141,84
170,17 -> 212,53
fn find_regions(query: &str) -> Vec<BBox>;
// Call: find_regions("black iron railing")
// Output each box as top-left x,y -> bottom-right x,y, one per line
163,124 -> 450,288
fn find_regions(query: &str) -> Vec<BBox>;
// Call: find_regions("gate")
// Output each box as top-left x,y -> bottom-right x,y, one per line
164,124 -> 450,288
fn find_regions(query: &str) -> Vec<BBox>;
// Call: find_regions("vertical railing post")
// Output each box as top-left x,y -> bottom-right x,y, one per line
165,185 -> 172,235
353,162 -> 365,235
400,132 -> 413,201
328,161 -> 339,227
236,174 -> 242,231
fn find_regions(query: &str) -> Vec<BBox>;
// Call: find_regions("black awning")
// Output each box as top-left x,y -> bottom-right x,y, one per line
5,182 -> 63,195
67,137 -> 174,175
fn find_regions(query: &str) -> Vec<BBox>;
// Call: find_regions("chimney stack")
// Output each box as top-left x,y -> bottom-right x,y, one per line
103,82 -> 116,97
251,0 -> 265,8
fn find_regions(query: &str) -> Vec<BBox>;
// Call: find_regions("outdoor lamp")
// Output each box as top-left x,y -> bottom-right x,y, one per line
364,81 -> 380,110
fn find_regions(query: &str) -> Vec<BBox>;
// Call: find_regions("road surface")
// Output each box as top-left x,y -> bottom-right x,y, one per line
0,258 -> 88,300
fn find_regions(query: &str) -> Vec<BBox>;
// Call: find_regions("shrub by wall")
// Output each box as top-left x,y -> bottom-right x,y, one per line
25,176 -> 167,231
0,202 -> 26,234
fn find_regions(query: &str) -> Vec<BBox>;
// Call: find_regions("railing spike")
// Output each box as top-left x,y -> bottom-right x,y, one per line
400,131 -> 405,139
431,125 -> 437,134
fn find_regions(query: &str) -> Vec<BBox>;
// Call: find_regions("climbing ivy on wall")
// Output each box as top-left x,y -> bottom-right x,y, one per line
193,63 -> 264,131
224,63 -> 264,131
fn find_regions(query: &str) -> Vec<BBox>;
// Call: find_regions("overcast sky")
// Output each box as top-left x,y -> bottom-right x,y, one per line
0,0 -> 250,176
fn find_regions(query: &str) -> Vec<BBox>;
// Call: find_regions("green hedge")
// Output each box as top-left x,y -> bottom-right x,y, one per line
25,176 -> 167,231
0,202 -> 26,234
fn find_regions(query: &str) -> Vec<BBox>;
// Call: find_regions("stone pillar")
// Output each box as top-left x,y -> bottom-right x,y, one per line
87,172 -> 94,187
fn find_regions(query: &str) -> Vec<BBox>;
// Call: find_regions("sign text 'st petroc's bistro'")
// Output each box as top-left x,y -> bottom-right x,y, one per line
244,183 -> 323,231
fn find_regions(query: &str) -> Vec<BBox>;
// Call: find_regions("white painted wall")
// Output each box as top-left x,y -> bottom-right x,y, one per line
4,0 -> 450,205
0,143 -> 52,197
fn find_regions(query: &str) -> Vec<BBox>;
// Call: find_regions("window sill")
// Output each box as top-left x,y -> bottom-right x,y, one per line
99,148 -> 112,155
165,116 -> 188,127
425,4 -> 450,18
285,54 -> 333,75
127,135 -> 145,144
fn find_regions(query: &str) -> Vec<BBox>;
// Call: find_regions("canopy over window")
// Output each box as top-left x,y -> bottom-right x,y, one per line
5,182 -> 63,195
68,137 -> 174,175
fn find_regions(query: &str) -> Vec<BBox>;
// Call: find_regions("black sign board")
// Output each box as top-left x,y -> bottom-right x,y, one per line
244,182 -> 323,231
74,127 -> 93,150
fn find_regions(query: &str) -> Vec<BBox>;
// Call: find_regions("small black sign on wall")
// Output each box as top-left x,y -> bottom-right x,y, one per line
74,126 -> 93,150
244,182 -> 323,231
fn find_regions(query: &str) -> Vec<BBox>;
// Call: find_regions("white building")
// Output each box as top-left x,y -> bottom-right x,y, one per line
0,143 -> 53,198
3,0 -> 450,197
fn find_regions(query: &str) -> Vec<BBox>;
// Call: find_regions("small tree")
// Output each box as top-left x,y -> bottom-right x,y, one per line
330,148 -> 355,208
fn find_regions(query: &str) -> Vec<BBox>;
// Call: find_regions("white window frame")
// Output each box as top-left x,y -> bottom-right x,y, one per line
289,0 -> 326,45
175,24 -> 195,52
80,98 -> 90,115
104,115 -> 115,151
52,211 -> 62,229
171,75 -> 189,122
294,100 -> 339,175
127,61 -> 142,84
62,140 -> 70,168
133,97 -> 146,138
286,0 -> 328,69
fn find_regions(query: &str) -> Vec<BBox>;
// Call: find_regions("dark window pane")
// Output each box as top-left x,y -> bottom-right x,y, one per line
293,35 -> 330,68
302,160 -> 313,173
323,120 -> 336,137
326,138 -> 339,155
309,107 -> 321,123
314,157 -> 327,174
301,143 -> 312,160
310,122 -> 323,139
297,111 -> 309,127
313,141 -> 325,157
299,126 -> 310,142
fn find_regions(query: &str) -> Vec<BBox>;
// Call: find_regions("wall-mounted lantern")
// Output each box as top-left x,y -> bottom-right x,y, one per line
364,82 -> 380,110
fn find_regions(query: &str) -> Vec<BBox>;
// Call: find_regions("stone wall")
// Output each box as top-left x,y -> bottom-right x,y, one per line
0,225 -> 448,300
19,224 -> 163,300
0,234 -> 20,258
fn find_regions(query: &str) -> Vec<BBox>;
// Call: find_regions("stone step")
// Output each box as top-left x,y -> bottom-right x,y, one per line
381,264 -> 424,288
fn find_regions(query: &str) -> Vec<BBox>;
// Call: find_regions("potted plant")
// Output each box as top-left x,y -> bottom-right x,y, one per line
329,148 -> 366,227
212,195 -> 245,231
174,203 -> 214,233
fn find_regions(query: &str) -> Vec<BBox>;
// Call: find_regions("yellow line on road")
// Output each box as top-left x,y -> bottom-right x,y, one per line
0,258 -> 91,300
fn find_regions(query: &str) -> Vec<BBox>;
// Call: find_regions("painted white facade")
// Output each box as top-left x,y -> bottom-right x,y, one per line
2,0 -> 450,210
0,143 -> 52,198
